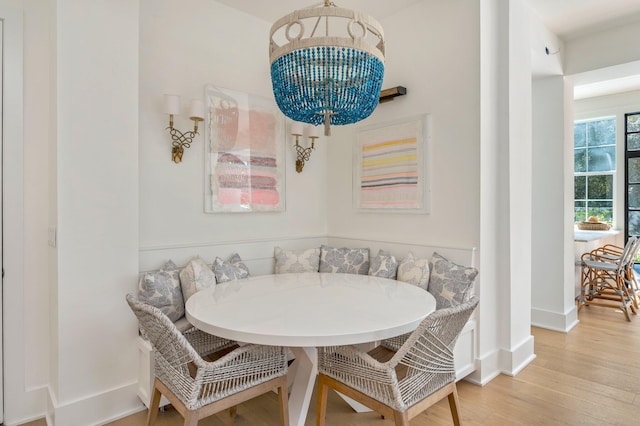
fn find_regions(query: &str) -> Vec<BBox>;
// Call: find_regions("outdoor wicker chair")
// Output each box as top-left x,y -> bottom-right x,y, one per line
126,294 -> 289,426
316,296 -> 479,426
588,236 -> 640,304
579,236 -> 639,320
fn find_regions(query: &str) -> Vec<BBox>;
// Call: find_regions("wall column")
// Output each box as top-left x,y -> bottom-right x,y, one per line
531,76 -> 578,332
475,0 -> 536,384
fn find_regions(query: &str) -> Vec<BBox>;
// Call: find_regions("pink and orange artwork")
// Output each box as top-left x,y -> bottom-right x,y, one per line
205,86 -> 285,212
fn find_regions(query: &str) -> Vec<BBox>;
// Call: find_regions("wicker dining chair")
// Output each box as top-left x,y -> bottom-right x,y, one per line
126,294 -> 289,426
588,236 -> 640,304
316,297 -> 479,426
579,236 -> 639,320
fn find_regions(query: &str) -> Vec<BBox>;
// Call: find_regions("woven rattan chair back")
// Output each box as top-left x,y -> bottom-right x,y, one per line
618,236 -> 639,275
624,237 -> 640,296
126,294 -> 289,426
579,236 -> 639,321
317,296 -> 479,426
387,296 -> 479,410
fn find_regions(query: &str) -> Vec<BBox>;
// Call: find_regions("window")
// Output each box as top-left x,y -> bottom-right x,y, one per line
626,112 -> 640,236
574,117 -> 616,223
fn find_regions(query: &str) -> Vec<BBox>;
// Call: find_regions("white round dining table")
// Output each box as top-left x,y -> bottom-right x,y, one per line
186,272 -> 436,426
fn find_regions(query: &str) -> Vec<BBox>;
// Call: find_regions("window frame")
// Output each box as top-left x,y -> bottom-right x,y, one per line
574,116 -> 617,223
624,111 -> 640,240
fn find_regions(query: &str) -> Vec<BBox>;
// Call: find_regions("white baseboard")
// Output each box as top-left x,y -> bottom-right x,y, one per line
50,382 -> 142,426
531,306 -> 579,333
501,335 -> 536,377
464,334 -> 536,385
1,386 -> 48,426
464,348 -> 501,385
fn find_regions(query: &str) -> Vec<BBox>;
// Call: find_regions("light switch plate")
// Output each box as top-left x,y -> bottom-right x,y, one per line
48,227 -> 57,248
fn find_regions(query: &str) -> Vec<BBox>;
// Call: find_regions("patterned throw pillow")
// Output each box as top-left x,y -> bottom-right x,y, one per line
319,245 -> 370,275
213,253 -> 251,283
179,256 -> 216,302
274,247 -> 321,274
137,260 -> 185,321
428,252 -> 478,309
396,252 -> 430,290
368,249 -> 398,279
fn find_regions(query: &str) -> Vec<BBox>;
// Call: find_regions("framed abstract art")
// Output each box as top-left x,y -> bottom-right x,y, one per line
354,115 -> 430,213
204,85 -> 286,213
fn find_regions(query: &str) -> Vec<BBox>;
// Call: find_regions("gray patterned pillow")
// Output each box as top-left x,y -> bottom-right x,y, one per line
428,252 -> 478,309
319,245 -> 370,275
368,249 -> 398,279
397,252 -> 430,290
138,260 -> 184,321
179,256 -> 216,302
213,253 -> 250,283
274,247 -> 321,274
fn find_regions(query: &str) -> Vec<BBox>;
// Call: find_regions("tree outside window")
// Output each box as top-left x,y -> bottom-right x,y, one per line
626,112 -> 640,237
574,117 -> 616,223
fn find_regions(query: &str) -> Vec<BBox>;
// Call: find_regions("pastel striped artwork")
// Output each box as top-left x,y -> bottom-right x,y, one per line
359,137 -> 420,208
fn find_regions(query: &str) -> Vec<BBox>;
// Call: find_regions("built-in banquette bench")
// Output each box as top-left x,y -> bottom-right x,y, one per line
135,236 -> 479,408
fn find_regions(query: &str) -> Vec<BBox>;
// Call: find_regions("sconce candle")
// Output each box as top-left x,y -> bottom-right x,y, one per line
189,99 -> 205,121
164,94 -> 204,163
307,124 -> 322,139
290,121 -> 304,136
164,94 -> 181,115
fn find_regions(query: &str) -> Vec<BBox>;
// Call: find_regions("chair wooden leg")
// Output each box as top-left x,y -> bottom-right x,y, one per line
393,410 -> 410,426
183,412 -> 198,426
278,382 -> 290,426
228,406 -> 237,417
623,305 -> 632,321
147,381 -> 162,426
447,385 -> 462,426
316,376 -> 329,426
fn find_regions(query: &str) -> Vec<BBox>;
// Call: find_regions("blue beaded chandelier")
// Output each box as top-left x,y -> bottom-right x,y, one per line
269,1 -> 385,136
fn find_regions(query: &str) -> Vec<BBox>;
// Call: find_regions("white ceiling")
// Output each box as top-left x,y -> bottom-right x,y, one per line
217,0 -> 640,99
217,0 -> 640,41
526,0 -> 640,40
215,0 -> 423,24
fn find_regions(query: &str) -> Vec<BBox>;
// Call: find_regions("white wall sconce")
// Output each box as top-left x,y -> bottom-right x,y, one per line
291,121 -> 321,173
164,94 -> 205,163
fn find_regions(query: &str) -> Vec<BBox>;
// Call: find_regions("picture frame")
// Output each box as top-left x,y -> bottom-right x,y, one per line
204,85 -> 286,213
353,114 -> 430,213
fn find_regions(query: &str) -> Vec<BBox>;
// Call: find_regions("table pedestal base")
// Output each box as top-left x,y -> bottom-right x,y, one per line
287,346 -> 372,425
288,347 -> 317,426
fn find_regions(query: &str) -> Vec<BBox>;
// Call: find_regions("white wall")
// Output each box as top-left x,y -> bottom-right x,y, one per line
2,0 -> 51,424
475,0 -> 535,383
139,0 -> 327,250
564,21 -> 640,76
51,0 -> 140,424
506,1 -> 533,363
326,0 -> 481,250
22,0 -> 52,394
478,0 -> 503,383
531,76 -> 578,332
529,5 -> 563,78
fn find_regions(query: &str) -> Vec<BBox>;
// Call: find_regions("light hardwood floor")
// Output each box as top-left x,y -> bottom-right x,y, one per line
22,304 -> 640,425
